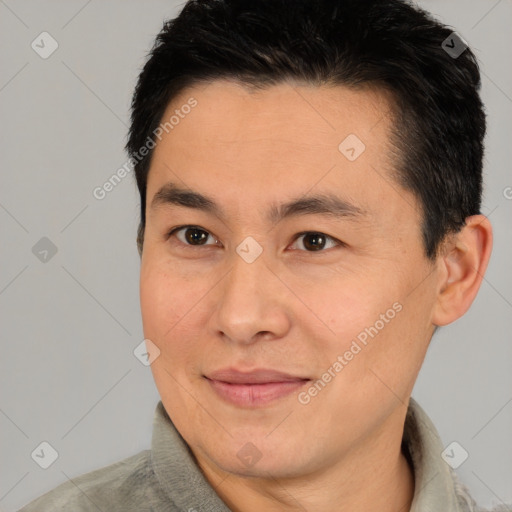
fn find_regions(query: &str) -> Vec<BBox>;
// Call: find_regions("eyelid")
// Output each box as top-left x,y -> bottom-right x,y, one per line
167,225 -> 221,247
167,225 -> 345,252
290,231 -> 345,251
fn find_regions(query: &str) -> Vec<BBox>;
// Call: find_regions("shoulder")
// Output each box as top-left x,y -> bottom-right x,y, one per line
18,450 -> 152,512
454,472 -> 511,512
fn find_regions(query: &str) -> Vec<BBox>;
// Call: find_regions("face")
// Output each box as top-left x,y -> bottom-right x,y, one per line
140,80 -> 439,479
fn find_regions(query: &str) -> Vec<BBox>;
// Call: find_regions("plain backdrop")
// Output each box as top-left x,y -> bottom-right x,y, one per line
1,1 -> 511,510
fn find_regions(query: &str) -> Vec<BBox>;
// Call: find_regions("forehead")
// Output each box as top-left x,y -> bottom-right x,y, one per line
160,79 -> 394,153
147,80 -> 420,226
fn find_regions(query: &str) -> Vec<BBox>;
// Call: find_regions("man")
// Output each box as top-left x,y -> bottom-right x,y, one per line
19,0 -> 506,510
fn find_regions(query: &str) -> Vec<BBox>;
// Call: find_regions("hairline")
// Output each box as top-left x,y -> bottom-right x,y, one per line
136,76 -> 439,260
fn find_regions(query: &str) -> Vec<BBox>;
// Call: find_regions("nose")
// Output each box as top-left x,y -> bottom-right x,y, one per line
210,249 -> 291,346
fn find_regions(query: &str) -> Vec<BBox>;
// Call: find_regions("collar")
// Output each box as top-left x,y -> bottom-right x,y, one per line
405,397 -> 463,511
150,398 -> 463,511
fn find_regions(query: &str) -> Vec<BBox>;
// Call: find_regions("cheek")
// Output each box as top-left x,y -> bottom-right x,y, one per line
140,264 -> 200,396
298,263 -> 432,381
290,270 -> 397,345
140,261 -> 195,341
139,259 -> 218,363
346,276 -> 437,401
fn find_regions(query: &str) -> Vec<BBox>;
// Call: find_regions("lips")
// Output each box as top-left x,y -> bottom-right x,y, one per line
204,368 -> 311,407
205,367 -> 310,384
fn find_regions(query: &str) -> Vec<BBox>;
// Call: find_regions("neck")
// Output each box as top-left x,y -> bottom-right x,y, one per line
196,407 -> 415,512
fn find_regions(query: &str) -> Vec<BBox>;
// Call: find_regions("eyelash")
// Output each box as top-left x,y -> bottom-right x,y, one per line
165,225 -> 345,252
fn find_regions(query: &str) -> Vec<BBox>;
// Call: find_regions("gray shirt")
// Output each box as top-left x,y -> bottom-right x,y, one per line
18,398 -> 506,511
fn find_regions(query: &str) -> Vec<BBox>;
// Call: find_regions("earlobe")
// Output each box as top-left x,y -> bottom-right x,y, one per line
432,215 -> 493,326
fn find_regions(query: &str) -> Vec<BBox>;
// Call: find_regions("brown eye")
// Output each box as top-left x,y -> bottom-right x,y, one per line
292,232 -> 341,252
302,233 -> 327,251
169,226 -> 218,247
183,227 -> 209,245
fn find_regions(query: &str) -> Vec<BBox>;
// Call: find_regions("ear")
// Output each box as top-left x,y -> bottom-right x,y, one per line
431,215 -> 493,326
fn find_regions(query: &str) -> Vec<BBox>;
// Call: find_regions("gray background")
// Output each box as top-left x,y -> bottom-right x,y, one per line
0,1 -> 510,510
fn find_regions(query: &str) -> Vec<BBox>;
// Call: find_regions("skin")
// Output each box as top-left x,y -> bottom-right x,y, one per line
139,80 -> 493,512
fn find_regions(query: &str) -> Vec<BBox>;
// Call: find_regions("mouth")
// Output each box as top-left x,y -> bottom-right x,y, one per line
204,368 -> 311,407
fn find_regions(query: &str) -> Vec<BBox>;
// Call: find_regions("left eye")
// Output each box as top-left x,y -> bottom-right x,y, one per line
290,232 -> 342,252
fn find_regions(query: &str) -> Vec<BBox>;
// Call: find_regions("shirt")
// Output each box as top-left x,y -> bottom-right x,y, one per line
18,397 -> 507,511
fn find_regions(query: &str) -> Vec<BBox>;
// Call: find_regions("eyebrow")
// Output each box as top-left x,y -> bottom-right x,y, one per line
150,182 -> 367,224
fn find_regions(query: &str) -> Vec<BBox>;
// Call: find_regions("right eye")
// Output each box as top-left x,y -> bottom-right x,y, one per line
167,225 -> 221,248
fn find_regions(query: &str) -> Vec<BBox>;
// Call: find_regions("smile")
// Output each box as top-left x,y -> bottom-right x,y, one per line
205,378 -> 311,407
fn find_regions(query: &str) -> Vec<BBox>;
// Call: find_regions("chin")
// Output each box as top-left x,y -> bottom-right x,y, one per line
209,451 -> 302,480
196,434 -> 316,480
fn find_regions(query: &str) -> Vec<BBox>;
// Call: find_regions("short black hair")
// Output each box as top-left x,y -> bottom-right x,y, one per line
126,0 -> 485,259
